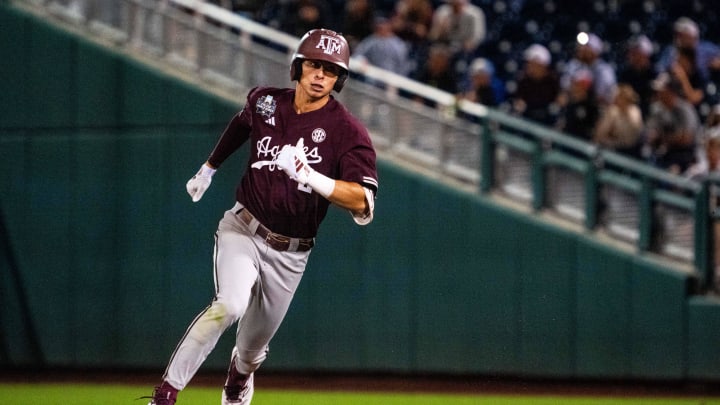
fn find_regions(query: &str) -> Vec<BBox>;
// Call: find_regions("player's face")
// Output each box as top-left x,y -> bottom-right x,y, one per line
298,59 -> 339,98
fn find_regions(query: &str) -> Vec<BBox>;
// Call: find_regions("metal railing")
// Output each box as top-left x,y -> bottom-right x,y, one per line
18,0 -> 719,293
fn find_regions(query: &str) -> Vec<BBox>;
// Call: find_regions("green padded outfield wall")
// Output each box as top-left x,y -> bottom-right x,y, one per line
1,4 -> 719,381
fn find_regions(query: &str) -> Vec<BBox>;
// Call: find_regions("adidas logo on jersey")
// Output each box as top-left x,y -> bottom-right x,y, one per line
265,117 -> 275,126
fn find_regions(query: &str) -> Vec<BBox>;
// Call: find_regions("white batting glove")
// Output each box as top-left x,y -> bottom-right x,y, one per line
186,163 -> 216,202
276,138 -> 335,198
276,138 -> 311,183
276,144 -> 301,181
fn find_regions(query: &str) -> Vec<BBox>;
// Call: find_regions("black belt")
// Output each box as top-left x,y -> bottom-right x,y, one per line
235,208 -> 314,252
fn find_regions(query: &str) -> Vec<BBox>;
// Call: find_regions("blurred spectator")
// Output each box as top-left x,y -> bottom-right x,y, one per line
694,104 -> 720,160
617,35 -> 657,117
460,57 -> 505,107
414,44 -> 458,95
279,0 -> 333,38
593,84 -> 644,158
391,0 -> 434,76
427,0 -> 485,57
657,17 -> 720,82
342,0 -> 375,50
560,32 -> 617,106
668,46 -> 707,108
391,0 -> 433,45
644,72 -> 700,174
711,68 -> 720,107
556,68 -> 600,142
511,43 -> 561,127
687,127 -> 720,180
253,0 -> 284,29
706,104 -> 720,130
353,15 -> 411,76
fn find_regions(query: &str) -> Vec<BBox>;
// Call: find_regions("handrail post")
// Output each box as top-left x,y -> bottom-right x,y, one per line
584,158 -> 599,230
638,176 -> 654,252
694,179 -> 712,292
531,139 -> 545,212
480,119 -> 494,193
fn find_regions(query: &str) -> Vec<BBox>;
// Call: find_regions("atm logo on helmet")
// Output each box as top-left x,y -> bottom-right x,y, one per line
316,34 -> 344,55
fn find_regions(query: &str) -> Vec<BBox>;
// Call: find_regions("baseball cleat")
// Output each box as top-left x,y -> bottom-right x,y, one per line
222,348 -> 254,404
144,386 -> 177,405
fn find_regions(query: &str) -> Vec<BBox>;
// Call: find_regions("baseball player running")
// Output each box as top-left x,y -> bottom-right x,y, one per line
145,28 -> 378,405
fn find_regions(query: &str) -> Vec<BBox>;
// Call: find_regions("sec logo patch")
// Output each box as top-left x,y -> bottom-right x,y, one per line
311,128 -> 326,143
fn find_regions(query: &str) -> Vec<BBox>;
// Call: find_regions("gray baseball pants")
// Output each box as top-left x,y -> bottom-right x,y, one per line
163,202 -> 310,390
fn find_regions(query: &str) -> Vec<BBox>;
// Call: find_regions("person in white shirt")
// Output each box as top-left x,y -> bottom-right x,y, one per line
428,0 -> 485,55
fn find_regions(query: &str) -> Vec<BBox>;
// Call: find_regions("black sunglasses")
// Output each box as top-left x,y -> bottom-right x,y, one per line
302,59 -> 344,77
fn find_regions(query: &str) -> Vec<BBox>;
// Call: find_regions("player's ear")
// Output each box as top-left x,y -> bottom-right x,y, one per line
333,72 -> 348,93
290,59 -> 304,82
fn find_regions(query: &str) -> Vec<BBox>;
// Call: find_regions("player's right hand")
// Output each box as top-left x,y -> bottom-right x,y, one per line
276,138 -> 311,185
186,163 -> 216,202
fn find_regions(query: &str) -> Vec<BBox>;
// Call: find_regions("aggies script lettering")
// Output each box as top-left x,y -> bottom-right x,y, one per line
251,136 -> 322,171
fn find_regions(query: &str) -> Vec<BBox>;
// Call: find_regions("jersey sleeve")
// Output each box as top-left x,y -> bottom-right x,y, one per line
339,143 -> 379,194
337,117 -> 379,226
336,112 -> 379,195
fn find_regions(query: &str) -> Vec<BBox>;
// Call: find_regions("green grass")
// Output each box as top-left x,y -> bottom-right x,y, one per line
0,383 -> 719,405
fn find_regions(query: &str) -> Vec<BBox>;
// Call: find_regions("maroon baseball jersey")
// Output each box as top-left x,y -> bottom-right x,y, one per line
207,86 -> 378,238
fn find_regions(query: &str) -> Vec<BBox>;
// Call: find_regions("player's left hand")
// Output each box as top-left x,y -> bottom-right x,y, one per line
276,138 -> 311,185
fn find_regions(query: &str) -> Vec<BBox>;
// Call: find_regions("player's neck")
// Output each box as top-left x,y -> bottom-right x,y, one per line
293,87 -> 330,114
